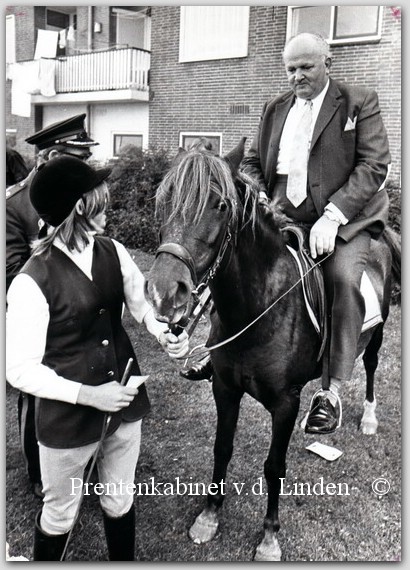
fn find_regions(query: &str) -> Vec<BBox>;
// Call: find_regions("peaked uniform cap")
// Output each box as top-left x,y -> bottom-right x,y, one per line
25,114 -> 99,151
30,155 -> 111,227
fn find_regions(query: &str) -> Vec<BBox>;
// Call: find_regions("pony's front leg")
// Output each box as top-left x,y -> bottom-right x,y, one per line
189,383 -> 242,544
254,393 -> 301,562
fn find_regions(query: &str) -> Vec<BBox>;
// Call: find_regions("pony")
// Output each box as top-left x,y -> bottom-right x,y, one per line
145,139 -> 401,561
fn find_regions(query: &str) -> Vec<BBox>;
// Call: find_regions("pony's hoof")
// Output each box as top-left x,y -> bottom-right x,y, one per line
254,536 -> 282,561
360,400 -> 378,435
360,419 -> 378,435
188,511 -> 219,544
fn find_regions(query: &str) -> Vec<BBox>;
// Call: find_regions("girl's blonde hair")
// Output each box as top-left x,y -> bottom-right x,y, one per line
32,182 -> 110,257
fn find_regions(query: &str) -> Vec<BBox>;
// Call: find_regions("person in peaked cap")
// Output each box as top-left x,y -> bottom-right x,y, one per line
25,113 -> 98,160
6,114 -> 98,500
6,155 -> 189,561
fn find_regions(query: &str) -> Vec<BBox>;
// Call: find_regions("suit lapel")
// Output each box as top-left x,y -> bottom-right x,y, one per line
310,79 -> 342,150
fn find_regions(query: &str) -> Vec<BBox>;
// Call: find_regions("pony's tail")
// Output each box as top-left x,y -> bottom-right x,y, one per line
383,226 -> 401,285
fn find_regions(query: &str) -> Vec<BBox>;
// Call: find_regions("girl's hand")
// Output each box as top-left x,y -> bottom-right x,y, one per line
77,381 -> 139,412
158,329 -> 189,359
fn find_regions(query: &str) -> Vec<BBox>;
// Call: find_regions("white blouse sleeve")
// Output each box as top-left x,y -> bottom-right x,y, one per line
6,273 -> 82,403
112,239 -> 169,340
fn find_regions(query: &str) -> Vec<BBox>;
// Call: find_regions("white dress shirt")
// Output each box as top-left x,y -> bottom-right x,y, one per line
6,235 -> 168,404
276,80 -> 348,224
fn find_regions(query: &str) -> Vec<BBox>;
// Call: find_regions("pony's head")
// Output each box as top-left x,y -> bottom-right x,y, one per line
145,137 -> 258,325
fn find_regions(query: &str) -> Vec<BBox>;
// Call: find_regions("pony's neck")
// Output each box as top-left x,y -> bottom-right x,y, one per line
210,204 -> 291,328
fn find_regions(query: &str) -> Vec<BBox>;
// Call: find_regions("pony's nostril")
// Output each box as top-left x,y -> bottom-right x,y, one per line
177,281 -> 190,300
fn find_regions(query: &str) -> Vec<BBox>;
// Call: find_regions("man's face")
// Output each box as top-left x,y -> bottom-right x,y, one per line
283,38 -> 330,100
62,148 -> 92,161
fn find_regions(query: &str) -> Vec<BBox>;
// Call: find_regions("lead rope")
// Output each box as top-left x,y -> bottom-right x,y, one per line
182,251 -> 333,363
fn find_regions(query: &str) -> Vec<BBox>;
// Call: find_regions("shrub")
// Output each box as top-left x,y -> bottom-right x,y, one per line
104,145 -> 172,253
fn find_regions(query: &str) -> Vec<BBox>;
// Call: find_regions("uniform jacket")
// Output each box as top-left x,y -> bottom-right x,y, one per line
21,236 -> 150,448
6,169 -> 40,291
242,78 -> 391,242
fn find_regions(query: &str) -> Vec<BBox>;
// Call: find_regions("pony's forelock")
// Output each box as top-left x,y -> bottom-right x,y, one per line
156,150 -> 260,227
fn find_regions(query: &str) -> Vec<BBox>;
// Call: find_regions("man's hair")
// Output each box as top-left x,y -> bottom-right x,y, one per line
32,182 -> 110,257
283,32 -> 331,60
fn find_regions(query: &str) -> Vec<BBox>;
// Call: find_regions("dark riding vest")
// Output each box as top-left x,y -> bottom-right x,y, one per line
21,236 -> 150,448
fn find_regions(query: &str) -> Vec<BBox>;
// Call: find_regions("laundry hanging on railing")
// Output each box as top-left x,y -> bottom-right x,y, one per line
10,60 -> 40,117
10,58 -> 56,117
34,29 -> 59,59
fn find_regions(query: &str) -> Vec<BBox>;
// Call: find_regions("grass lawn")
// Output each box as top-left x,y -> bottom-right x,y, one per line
6,249 -> 401,562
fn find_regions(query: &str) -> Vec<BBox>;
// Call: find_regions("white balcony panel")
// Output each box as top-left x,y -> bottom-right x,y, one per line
55,48 -> 150,94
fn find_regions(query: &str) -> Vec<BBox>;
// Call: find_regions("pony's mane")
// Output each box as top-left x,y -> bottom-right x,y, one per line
156,149 -> 261,229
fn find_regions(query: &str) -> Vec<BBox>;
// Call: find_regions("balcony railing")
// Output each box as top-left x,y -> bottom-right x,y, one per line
55,47 -> 150,93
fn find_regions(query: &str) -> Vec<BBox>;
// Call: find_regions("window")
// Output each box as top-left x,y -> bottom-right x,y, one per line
179,6 -> 249,62
112,7 -> 151,50
113,134 -> 143,156
179,132 -> 222,155
46,9 -> 70,30
288,6 -> 383,44
6,14 -> 16,64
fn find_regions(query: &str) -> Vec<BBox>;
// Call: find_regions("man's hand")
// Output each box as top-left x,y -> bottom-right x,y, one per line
158,329 -> 189,359
309,214 -> 340,259
77,381 -> 139,412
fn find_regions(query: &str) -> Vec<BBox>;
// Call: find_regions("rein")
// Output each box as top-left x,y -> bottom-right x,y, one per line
182,250 -> 333,361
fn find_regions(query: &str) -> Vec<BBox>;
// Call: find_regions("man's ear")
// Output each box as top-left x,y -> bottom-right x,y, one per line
325,57 -> 332,72
47,149 -> 60,160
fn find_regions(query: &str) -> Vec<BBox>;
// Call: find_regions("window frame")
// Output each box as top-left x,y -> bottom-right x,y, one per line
179,132 -> 223,155
286,5 -> 383,45
112,133 -> 144,157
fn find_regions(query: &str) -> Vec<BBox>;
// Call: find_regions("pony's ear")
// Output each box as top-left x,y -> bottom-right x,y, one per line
224,137 -> 247,175
171,147 -> 187,166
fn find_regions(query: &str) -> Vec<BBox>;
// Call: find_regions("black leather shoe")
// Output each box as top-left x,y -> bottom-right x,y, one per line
305,390 -> 341,434
180,356 -> 213,381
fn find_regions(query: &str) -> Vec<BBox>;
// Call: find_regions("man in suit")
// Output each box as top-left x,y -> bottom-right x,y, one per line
182,32 -> 391,432
6,114 -> 98,496
241,32 -> 391,433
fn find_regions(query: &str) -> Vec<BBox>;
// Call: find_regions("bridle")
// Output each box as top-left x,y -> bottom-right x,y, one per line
155,209 -> 235,301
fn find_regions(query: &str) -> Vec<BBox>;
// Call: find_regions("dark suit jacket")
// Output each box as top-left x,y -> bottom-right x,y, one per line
242,78 -> 391,242
6,169 -> 40,291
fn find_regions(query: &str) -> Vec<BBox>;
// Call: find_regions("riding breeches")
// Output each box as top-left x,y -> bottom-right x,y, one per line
321,231 -> 372,382
39,419 -> 141,535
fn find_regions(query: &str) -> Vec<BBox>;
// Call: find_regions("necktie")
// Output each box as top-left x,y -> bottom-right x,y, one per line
286,100 -> 313,207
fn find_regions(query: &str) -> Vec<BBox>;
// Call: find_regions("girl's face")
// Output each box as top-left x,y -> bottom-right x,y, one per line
90,210 -> 107,234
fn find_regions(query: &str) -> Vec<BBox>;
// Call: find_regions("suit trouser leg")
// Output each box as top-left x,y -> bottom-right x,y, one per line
322,231 -> 371,382
17,392 -> 42,485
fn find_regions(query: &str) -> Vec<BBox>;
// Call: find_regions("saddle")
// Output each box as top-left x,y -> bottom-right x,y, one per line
282,225 -> 384,363
282,225 -> 328,361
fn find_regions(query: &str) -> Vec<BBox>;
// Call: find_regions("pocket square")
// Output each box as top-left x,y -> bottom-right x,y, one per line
344,116 -> 357,131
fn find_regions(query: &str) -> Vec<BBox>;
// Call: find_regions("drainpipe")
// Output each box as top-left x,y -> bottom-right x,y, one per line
87,6 -> 93,51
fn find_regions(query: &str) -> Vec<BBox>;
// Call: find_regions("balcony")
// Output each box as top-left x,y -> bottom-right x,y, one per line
32,47 -> 150,104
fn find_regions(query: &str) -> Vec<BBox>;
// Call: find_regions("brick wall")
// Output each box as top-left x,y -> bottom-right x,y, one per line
149,6 -> 401,183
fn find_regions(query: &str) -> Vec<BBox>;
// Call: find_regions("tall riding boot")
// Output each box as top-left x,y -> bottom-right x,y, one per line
103,505 -> 135,561
33,511 -> 70,561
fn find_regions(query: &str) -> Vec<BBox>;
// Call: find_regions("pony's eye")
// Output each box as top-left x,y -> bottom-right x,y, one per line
217,201 -> 227,212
